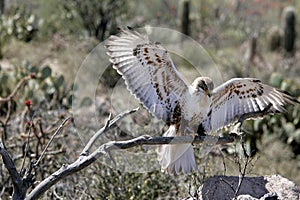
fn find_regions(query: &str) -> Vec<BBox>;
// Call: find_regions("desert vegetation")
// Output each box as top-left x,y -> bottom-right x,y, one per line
0,0 -> 300,199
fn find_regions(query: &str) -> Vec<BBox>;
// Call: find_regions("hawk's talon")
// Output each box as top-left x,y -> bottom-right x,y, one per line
230,122 -> 244,136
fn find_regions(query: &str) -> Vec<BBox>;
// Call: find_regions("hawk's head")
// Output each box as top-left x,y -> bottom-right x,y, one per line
192,77 -> 214,97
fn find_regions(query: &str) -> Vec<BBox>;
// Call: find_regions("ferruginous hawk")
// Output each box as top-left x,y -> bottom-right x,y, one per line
105,28 -> 299,174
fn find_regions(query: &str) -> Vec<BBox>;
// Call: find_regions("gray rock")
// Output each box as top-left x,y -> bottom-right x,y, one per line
185,175 -> 299,200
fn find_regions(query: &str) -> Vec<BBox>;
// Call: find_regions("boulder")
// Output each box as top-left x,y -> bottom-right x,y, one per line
185,175 -> 299,200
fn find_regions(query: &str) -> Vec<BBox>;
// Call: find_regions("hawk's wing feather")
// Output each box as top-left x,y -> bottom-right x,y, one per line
209,78 -> 299,131
105,28 -> 189,123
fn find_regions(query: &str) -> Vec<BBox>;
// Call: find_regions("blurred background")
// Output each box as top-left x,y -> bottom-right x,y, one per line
0,0 -> 300,199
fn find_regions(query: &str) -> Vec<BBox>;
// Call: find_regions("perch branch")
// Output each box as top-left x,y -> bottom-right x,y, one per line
26,134 -> 234,199
26,108 -> 234,199
105,134 -> 234,147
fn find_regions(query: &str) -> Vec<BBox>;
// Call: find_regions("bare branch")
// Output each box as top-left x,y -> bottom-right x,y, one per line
0,75 -> 32,103
105,135 -> 234,147
80,107 -> 139,156
220,135 -> 253,199
0,140 -> 26,199
4,99 -> 12,124
0,75 -> 33,142
25,108 -> 234,199
20,124 -> 32,175
234,137 -> 250,198
27,135 -> 233,199
34,116 -> 72,167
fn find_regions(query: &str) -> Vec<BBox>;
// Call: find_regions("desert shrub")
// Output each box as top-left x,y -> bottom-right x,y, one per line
0,4 -> 39,58
0,61 -> 76,198
243,72 -> 300,156
4,5 -> 39,42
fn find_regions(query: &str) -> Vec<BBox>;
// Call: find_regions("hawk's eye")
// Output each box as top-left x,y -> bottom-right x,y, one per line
199,80 -> 207,90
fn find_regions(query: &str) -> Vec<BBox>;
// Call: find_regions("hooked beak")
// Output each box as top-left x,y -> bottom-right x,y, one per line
201,84 -> 211,97
205,89 -> 211,97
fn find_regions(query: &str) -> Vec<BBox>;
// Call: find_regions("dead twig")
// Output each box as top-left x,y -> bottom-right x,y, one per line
0,75 -> 34,142
233,136 -> 250,199
34,116 -> 72,167
220,135 -> 253,200
26,133 -> 234,199
20,123 -> 33,175
0,75 -> 32,103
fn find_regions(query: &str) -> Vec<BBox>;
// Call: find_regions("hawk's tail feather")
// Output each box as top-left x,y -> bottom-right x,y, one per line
156,126 -> 197,175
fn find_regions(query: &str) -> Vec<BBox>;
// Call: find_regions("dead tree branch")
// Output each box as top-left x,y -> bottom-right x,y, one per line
26,133 -> 234,199
81,107 -> 139,156
26,108 -> 234,199
0,140 -> 27,200
0,107 -> 234,199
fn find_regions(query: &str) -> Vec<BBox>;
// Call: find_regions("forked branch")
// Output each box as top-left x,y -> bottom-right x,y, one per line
0,108 -> 235,199
26,108 -> 234,199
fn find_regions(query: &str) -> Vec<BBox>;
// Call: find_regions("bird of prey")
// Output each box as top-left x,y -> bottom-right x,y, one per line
105,28 -> 299,174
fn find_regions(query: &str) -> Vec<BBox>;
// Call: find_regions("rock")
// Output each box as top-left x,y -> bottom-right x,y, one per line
185,175 -> 299,200
264,175 -> 299,199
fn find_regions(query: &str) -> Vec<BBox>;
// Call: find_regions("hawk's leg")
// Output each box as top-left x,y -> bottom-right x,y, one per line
196,123 -> 206,136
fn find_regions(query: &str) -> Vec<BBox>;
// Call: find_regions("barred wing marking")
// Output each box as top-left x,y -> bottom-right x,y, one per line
105,29 -> 189,124
209,78 -> 299,131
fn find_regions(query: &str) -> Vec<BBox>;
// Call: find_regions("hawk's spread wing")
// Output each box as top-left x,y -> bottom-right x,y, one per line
209,78 -> 299,131
105,28 -> 189,124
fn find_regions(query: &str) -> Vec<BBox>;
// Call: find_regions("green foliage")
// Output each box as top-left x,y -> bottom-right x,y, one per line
0,4 -> 39,58
0,61 -> 74,197
40,65 -> 52,79
245,73 -> 300,156
0,62 -> 73,111
35,0 -> 83,38
31,0 -> 130,40
4,5 -> 39,42
65,0 -> 129,41
269,72 -> 283,88
0,15 -> 11,58
89,167 -> 180,199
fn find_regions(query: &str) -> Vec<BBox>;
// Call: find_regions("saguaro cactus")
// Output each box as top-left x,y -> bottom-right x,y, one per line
181,0 -> 190,36
282,6 -> 296,54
